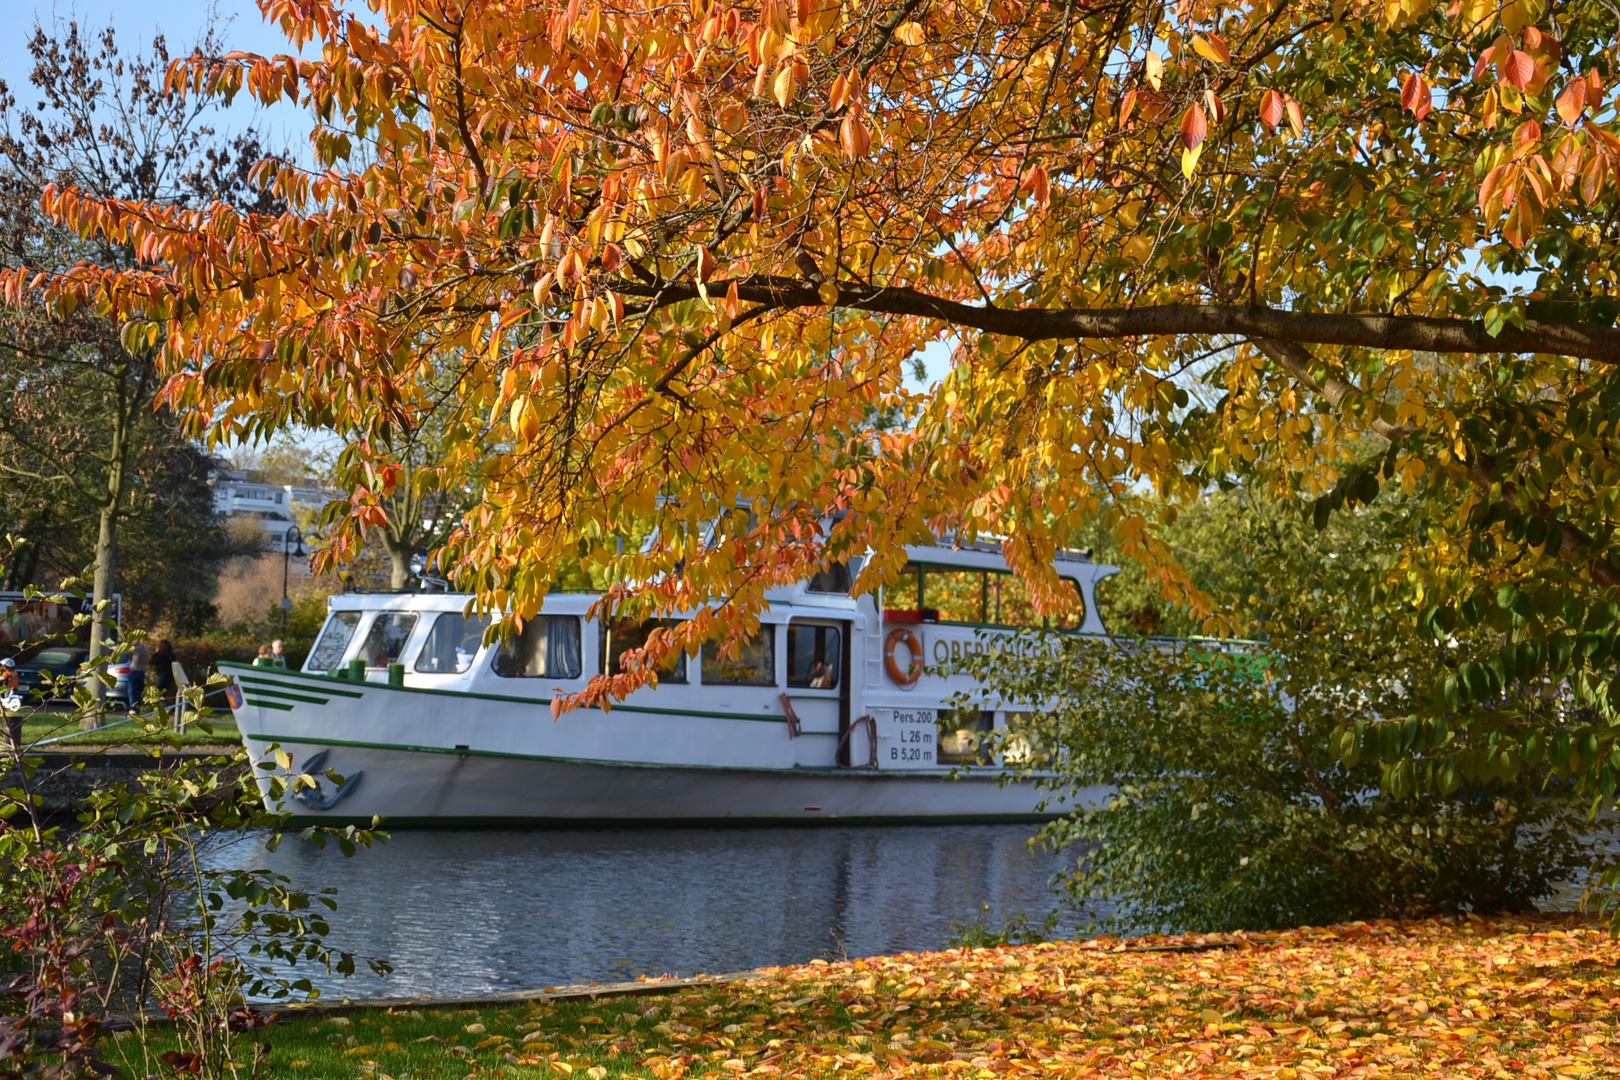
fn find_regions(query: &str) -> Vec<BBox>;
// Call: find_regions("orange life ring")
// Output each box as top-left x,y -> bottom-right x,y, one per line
884,627 -> 923,686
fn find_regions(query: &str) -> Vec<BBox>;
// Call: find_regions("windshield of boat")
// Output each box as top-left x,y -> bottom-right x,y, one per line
305,611 -> 362,672
416,612 -> 492,674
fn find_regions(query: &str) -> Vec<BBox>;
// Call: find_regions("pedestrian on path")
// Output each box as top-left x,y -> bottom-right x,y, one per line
127,638 -> 149,711
151,640 -> 177,700
271,639 -> 288,668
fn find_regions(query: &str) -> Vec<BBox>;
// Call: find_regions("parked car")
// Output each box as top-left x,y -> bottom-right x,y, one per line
13,645 -> 132,705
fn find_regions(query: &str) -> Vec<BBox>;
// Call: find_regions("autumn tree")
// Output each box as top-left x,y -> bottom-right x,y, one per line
11,0 -> 1620,785
0,17 -> 282,697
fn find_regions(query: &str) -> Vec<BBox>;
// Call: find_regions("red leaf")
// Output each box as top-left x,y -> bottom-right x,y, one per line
1400,74 -> 1432,121
1259,89 -> 1284,129
1179,102 -> 1207,150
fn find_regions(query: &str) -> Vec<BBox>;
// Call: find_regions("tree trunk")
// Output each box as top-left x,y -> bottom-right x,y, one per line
387,544 -> 413,590
82,369 -> 130,728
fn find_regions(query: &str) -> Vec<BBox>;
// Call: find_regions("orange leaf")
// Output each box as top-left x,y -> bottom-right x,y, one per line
1019,163 -> 1050,208
1179,102 -> 1207,150
839,111 -> 871,159
827,71 -> 851,112
1259,89 -> 1284,129
1284,95 -> 1304,137
1119,88 -> 1138,127
1555,80 -> 1587,124
1501,50 -> 1534,89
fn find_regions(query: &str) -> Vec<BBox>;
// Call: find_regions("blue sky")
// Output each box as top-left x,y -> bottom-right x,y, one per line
0,0 -> 313,149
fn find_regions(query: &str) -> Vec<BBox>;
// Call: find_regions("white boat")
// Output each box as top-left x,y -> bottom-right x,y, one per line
223,545 -> 1116,825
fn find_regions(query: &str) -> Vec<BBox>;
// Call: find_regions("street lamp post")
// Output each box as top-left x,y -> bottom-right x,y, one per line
281,525 -> 306,637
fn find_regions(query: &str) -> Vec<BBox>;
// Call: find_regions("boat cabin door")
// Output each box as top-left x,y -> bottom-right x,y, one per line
783,619 -> 849,757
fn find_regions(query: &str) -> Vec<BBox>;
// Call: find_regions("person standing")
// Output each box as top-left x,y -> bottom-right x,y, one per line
270,639 -> 288,668
126,637 -> 150,711
151,639 -> 177,701
253,645 -> 275,668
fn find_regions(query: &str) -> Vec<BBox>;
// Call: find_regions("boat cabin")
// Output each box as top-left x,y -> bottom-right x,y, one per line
298,544 -> 1115,770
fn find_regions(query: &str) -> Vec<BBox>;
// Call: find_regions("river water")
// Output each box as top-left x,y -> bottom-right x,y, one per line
218,824 -> 1079,1000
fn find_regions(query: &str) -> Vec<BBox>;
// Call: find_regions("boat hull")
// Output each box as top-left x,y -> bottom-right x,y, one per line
240,735 -> 1084,826
225,664 -> 1095,826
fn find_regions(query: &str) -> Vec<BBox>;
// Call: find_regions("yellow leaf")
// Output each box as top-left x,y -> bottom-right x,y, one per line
894,21 -> 925,46
817,280 -> 839,304
1192,34 -> 1230,65
773,63 -> 797,107
1145,50 -> 1163,90
1181,143 -> 1203,179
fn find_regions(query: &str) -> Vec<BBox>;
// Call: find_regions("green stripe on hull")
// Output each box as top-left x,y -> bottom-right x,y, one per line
221,660 -> 792,724
281,812 -> 1061,829
240,686 -> 332,705
245,698 -> 296,711
244,731 -> 971,777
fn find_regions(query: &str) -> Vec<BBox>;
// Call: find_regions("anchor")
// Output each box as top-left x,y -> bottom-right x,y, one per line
289,749 -> 363,811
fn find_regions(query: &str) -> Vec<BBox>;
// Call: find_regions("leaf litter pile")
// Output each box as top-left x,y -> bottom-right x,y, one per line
258,915 -> 1618,1079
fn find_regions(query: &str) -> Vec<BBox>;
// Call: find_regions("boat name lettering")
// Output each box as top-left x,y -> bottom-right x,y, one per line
931,634 -> 1045,669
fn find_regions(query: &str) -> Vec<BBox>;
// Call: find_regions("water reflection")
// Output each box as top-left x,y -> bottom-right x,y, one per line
219,825 -> 1077,998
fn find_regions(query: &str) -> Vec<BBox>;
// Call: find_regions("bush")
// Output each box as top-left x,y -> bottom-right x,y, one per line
0,580 -> 388,1077
961,494 -> 1596,934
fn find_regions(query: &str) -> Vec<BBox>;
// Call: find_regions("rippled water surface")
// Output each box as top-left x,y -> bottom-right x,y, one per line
218,824 -> 1077,999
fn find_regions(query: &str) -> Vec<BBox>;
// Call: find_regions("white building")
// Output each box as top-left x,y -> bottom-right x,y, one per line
211,469 -> 338,552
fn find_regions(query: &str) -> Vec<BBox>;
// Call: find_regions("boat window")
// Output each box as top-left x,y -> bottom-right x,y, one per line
902,564 -> 1085,628
923,569 -> 985,623
493,616 -> 583,679
600,619 -> 688,683
937,709 -> 995,765
700,626 -> 776,686
786,624 -> 841,689
415,612 -> 492,674
359,612 -> 419,668
807,561 -> 852,594
989,574 -> 1042,628
306,611 -> 362,672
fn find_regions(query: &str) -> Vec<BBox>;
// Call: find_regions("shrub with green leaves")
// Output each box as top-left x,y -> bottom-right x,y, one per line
0,577 -> 389,1079
959,495 -> 1597,935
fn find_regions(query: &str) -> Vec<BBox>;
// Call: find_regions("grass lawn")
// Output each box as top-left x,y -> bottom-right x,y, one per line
110,914 -> 1620,1078
16,711 -> 240,748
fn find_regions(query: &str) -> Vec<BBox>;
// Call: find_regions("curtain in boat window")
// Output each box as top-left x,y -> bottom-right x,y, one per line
547,616 -> 582,679
494,616 -> 582,679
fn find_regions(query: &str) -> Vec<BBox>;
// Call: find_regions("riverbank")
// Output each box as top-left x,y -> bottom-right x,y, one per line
1,743 -> 244,819
14,713 -> 240,747
122,913 -> 1618,1078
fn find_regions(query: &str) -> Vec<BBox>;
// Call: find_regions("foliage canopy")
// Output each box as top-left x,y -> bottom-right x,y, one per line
7,0 -> 1620,750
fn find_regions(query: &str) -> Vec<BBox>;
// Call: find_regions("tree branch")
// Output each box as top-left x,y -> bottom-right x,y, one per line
613,277 -> 1620,364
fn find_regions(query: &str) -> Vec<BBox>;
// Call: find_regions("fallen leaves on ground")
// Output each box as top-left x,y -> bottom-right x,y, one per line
263,915 -> 1619,1078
